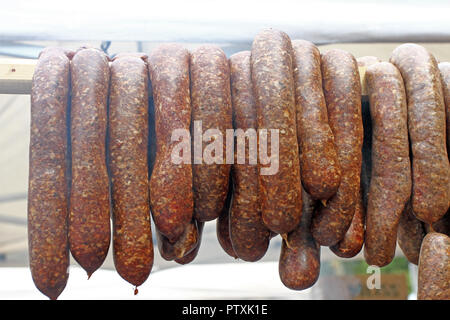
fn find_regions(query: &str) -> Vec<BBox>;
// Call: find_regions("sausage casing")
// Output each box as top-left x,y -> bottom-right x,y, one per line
251,29 -> 302,234
157,219 -> 200,261
175,222 -> 205,265
109,53 -> 153,287
311,49 -> 363,246
363,62 -> 411,267
29,47 -> 70,300
390,44 -> 450,224
149,44 -> 193,241
190,45 -> 232,222
228,51 -> 270,262
397,202 -> 425,265
217,182 -> 238,259
438,62 -> 450,159
291,40 -> 341,200
69,48 -> 111,277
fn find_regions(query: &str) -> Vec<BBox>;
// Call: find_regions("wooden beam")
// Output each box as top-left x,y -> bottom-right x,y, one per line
0,58 -> 368,97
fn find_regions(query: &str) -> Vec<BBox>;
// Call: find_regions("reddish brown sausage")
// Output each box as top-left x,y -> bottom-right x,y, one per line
330,188 -> 365,258
175,222 -> 205,265
148,44 -> 193,242
311,49 -> 363,246
228,51 -> 270,262
190,45 -> 232,222
109,53 -> 153,288
438,62 -> 450,159
217,183 -> 238,259
69,48 -> 111,277
390,44 -> 450,225
29,47 -> 70,300
291,40 -> 341,201
363,62 -> 411,267
417,232 -> 450,300
279,188 -> 320,290
397,202 -> 425,265
251,29 -> 302,235
157,219 -> 200,261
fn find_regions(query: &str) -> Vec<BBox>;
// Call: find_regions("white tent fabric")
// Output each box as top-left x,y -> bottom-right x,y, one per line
1,0 -> 450,43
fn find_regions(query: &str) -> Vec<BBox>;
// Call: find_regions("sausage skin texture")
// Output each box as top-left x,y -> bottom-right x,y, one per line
109,54 -> 154,288
175,221 -> 205,265
251,29 -> 302,235
291,40 -> 341,201
228,51 -> 270,262
149,44 -> 193,242
157,219 -> 200,261
417,232 -> 450,300
311,49 -> 363,246
69,48 -> 111,277
397,202 -> 425,265
279,188 -> 320,290
190,45 -> 232,222
330,188 -> 365,258
29,47 -> 70,300
438,62 -> 450,159
390,44 -> 450,225
363,62 -> 412,267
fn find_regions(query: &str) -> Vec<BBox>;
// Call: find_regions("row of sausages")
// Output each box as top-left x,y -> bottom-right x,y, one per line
28,29 -> 449,300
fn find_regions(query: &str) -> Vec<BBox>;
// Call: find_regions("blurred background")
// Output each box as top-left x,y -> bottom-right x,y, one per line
0,0 -> 449,299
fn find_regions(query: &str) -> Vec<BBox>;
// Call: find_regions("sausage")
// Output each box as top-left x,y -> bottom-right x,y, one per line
251,28 -> 302,235
357,56 -> 382,67
157,219 -> 200,261
417,232 -> 450,300
228,51 -> 270,262
148,44 -> 193,242
109,53 -> 153,289
397,202 -> 425,265
175,221 -> 205,265
311,49 -> 363,246
217,181 -> 238,259
330,188 -> 365,258
426,211 -> 450,236
28,47 -> 70,300
291,40 -> 341,201
438,62 -> 450,159
69,48 -> 111,277
279,188 -> 320,290
390,44 -> 450,225
190,45 -> 232,222
363,62 -> 412,267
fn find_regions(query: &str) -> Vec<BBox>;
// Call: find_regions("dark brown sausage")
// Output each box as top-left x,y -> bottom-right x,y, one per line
390,44 -> 450,225
397,202 -> 425,265
279,188 -> 320,290
251,28 -> 302,235
330,188 -> 365,258
228,51 -> 270,262
69,48 -> 111,277
109,54 -> 153,288
438,62 -> 450,159
425,210 -> 450,236
29,47 -> 70,300
417,232 -> 450,300
363,62 -> 412,267
148,44 -> 193,242
291,40 -> 341,201
157,219 -> 200,261
217,182 -> 238,259
190,45 -> 232,222
311,49 -> 363,246
175,221 -> 205,265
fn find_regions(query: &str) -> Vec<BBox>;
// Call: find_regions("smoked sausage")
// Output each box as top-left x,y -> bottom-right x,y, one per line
251,28 -> 302,235
175,222 -> 205,265
217,181 -> 238,259
291,40 -> 341,201
228,51 -> 270,262
311,49 -> 363,246
109,53 -> 153,288
390,44 -> 449,225
363,62 -> 411,267
157,219 -> 200,261
69,48 -> 111,277
397,202 -> 425,265
29,47 -> 71,300
149,44 -> 193,242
